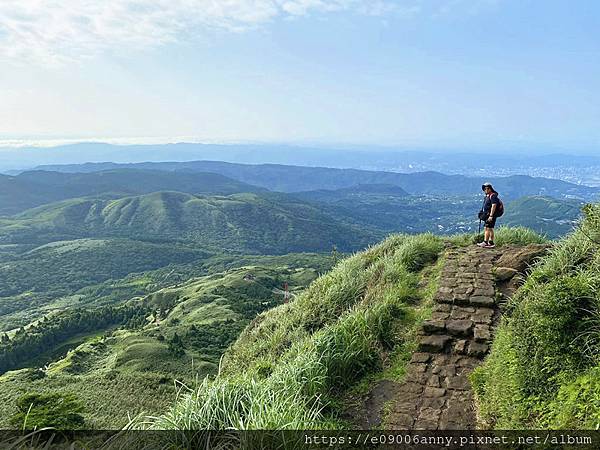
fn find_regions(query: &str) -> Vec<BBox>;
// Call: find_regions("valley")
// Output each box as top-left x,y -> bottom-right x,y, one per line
0,163 -> 594,430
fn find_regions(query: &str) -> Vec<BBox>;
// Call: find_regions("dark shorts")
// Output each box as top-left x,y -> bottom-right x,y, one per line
485,216 -> 497,229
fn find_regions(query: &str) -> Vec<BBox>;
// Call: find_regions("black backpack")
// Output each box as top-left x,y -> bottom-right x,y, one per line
496,198 -> 505,217
478,194 -> 504,220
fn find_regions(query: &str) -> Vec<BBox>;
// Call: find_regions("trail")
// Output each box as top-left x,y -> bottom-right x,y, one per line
386,247 -> 500,429
347,244 -> 547,430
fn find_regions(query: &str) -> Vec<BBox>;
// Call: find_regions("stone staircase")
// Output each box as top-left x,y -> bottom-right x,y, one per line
385,244 -> 546,430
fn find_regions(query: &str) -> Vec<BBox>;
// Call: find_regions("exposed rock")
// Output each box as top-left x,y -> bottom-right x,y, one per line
472,307 -> 494,324
467,342 -> 489,357
446,319 -> 474,337
423,320 -> 446,333
474,325 -> 491,342
423,387 -> 446,398
470,295 -> 495,306
495,244 -> 549,273
419,335 -> 451,352
410,352 -> 431,364
494,266 -> 519,281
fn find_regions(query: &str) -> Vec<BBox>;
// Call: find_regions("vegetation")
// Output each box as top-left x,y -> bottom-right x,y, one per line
0,301 -> 152,375
142,234 -> 445,430
490,226 -> 548,247
0,191 -> 378,253
472,204 -> 600,429
10,392 -> 85,430
503,196 -> 584,238
0,162 -> 595,432
0,169 -> 264,215
0,261 -> 327,429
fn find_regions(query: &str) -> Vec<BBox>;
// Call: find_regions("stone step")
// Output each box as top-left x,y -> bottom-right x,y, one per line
445,319 -> 474,337
418,335 -> 452,353
467,341 -> 489,357
470,295 -> 495,307
422,320 -> 446,333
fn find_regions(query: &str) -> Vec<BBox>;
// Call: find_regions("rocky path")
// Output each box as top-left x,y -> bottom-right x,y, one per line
384,245 -> 540,430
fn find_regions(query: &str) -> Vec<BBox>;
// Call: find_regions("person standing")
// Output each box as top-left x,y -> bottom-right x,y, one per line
477,182 -> 502,248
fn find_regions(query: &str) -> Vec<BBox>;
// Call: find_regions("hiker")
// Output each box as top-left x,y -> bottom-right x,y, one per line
477,182 -> 503,248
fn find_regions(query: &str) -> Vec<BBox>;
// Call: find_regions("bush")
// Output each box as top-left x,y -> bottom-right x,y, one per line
472,204 -> 600,429
543,366 -> 600,429
9,393 -> 85,430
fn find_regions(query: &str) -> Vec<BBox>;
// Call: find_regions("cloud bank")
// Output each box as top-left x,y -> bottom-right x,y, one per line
0,0 -> 403,64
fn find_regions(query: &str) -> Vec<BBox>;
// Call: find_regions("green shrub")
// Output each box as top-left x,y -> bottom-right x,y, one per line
9,393 -> 85,430
543,366 -> 600,429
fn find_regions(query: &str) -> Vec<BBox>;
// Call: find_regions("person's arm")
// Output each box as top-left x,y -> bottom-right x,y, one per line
488,203 -> 497,221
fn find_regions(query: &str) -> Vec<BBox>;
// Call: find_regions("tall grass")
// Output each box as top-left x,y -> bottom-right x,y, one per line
491,226 -> 547,247
472,204 -> 600,429
139,233 -> 444,431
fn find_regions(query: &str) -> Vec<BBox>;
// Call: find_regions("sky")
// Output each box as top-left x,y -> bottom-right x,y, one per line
0,0 -> 599,152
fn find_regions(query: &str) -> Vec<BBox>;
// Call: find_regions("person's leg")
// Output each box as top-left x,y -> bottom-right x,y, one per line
486,219 -> 496,247
478,228 -> 487,246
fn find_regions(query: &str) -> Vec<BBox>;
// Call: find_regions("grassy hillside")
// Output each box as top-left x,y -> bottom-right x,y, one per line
0,239 -> 212,331
0,259 -> 328,428
0,169 -> 264,216
503,196 -> 584,238
138,233 -> 447,430
0,191 -> 378,253
472,204 -> 600,429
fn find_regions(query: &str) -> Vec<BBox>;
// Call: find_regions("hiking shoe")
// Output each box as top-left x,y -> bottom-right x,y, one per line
484,243 -> 496,248
477,241 -> 488,247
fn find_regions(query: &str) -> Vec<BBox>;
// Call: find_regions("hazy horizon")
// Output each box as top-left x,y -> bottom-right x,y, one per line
2,1 -> 600,150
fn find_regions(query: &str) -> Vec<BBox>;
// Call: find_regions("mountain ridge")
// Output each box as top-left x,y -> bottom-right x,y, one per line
24,160 -> 599,199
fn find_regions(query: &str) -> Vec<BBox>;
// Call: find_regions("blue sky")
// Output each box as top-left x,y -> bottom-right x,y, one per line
0,0 -> 599,152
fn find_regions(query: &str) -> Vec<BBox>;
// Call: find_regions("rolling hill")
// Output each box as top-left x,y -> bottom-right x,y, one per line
503,196 -> 584,238
0,191 -> 379,253
0,169 -> 265,216
0,258 -> 330,428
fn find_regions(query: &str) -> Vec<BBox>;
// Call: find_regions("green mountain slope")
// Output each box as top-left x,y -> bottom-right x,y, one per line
0,239 -> 212,331
132,215 -> 598,433
0,191 -> 379,253
0,258 -> 329,428
503,196 -> 584,238
138,233 -> 447,430
0,169 -> 265,216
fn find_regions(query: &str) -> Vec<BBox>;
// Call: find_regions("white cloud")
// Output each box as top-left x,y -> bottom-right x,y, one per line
0,0 -> 403,64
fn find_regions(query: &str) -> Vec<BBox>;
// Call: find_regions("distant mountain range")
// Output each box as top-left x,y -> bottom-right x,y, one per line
19,160 -> 600,199
0,163 -> 593,248
2,142 -> 599,173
